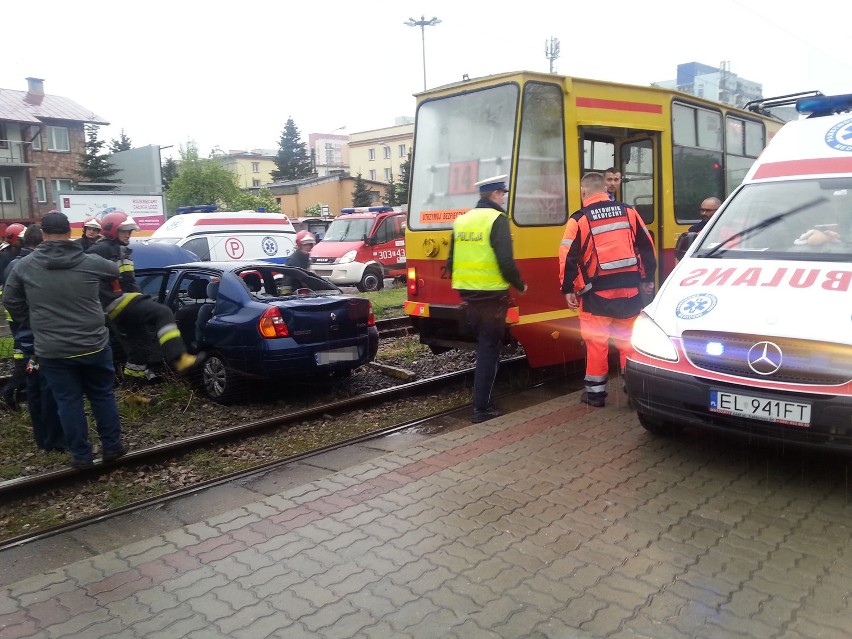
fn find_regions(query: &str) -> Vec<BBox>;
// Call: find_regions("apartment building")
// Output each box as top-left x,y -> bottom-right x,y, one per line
348,119 -> 413,184
0,77 -> 108,222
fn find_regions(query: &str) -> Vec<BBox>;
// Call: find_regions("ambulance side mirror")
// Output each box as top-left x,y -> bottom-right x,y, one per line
675,232 -> 698,261
363,234 -> 375,246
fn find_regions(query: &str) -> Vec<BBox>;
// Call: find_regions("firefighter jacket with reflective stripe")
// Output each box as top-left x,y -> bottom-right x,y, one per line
88,238 -> 143,314
559,192 -> 656,297
451,207 -> 511,291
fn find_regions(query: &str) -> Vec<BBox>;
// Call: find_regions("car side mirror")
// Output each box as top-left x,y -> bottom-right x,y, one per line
363,234 -> 375,246
675,232 -> 698,261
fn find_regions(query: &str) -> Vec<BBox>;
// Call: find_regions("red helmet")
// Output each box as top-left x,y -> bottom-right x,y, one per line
3,223 -> 26,243
295,230 -> 316,246
83,217 -> 102,230
100,211 -> 140,240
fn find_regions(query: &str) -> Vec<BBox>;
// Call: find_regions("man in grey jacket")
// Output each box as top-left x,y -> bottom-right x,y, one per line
3,212 -> 127,468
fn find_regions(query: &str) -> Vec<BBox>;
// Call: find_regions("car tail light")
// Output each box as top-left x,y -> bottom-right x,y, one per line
258,307 -> 290,338
407,267 -> 417,296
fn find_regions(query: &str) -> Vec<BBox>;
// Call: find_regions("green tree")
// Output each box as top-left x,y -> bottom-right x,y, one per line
271,117 -> 312,181
109,129 -> 133,153
382,175 -> 399,207
304,203 -> 322,217
226,188 -> 281,213
351,173 -> 373,207
397,151 -> 411,206
164,141 -> 241,214
77,125 -> 121,190
161,157 -> 179,191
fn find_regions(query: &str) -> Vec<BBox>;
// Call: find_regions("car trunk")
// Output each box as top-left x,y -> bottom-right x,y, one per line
276,296 -> 371,343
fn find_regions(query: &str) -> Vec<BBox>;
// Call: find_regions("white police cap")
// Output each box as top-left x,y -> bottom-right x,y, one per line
474,174 -> 509,192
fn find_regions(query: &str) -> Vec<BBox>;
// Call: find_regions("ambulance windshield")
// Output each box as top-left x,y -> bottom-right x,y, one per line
696,178 -> 852,261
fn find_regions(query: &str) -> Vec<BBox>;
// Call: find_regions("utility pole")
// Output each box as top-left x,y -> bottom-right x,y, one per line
544,37 -> 560,74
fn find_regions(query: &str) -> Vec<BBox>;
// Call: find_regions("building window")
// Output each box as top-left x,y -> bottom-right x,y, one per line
31,128 -> 42,151
251,162 -> 260,173
0,124 -> 8,149
0,176 -> 14,202
398,144 -> 406,158
252,179 -> 261,187
47,126 -> 70,152
368,149 -> 376,161
51,179 -> 74,203
36,178 -> 47,202
384,168 -> 393,182
383,146 -> 391,159
369,170 -> 376,181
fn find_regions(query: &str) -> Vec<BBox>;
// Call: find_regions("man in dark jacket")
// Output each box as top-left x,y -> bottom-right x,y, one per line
1,225 -> 66,451
3,212 -> 126,468
448,174 -> 527,423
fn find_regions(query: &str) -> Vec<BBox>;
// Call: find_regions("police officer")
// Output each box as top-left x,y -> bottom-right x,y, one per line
448,174 -> 527,424
88,210 -> 201,382
560,171 -> 657,407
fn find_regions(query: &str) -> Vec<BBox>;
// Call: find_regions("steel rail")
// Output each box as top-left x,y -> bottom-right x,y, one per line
0,356 -> 527,499
0,365 -> 552,552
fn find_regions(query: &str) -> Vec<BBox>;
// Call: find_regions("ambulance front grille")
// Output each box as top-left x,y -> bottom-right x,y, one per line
681,331 -> 852,385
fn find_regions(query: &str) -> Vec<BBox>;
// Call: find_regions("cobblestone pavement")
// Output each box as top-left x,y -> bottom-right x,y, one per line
1,387 -> 851,638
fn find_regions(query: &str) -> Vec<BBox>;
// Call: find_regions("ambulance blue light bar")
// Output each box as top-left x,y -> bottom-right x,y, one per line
177,205 -> 219,214
796,94 -> 852,117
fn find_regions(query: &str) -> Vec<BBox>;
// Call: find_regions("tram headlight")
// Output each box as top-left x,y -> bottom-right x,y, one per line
631,312 -> 678,362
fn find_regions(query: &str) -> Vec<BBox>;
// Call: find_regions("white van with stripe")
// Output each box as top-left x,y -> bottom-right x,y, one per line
147,210 -> 297,263
625,93 -> 852,450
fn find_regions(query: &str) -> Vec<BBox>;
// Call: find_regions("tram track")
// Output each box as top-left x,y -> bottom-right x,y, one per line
0,356 -> 561,551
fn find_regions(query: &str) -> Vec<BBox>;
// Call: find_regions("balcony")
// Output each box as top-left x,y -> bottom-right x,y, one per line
0,140 -> 38,167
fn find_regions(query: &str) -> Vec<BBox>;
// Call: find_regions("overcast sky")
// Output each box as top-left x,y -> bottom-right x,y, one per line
3,0 -> 850,159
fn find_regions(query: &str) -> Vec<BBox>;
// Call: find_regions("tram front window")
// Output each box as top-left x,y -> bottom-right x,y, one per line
409,83 -> 518,231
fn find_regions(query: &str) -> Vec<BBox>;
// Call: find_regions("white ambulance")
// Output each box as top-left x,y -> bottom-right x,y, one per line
625,93 -> 852,450
147,209 -> 297,263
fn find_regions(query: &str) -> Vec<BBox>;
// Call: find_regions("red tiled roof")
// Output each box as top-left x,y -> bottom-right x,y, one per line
0,88 -> 108,125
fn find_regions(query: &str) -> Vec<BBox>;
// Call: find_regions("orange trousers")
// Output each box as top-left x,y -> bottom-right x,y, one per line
579,312 -> 637,396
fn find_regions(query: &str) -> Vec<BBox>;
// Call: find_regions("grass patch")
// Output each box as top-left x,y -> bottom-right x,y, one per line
357,285 -> 407,317
0,336 -> 13,359
377,335 -> 430,366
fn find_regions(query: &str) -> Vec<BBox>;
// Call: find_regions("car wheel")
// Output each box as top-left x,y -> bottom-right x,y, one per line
637,411 -> 684,437
356,268 -> 382,293
202,352 -> 245,404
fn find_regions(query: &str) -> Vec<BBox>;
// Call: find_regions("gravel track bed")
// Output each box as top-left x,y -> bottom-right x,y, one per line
0,337 -> 498,541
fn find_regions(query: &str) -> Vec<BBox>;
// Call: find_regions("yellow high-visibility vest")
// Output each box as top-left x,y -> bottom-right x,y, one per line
451,208 -> 509,291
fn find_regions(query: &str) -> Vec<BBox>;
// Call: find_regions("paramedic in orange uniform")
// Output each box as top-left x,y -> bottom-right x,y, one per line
559,172 -> 657,407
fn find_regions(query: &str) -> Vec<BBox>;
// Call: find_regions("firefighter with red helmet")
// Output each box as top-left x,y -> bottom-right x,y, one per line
76,217 -> 102,251
286,230 -> 316,269
559,172 -> 657,407
0,223 -> 26,289
88,211 -> 201,382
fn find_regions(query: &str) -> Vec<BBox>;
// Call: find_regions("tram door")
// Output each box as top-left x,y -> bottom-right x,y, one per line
581,129 -> 663,281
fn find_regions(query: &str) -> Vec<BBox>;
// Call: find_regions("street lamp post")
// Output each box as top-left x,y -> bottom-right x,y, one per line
404,15 -> 441,91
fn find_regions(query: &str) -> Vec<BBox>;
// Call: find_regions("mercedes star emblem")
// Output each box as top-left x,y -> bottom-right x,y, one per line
747,341 -> 783,375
